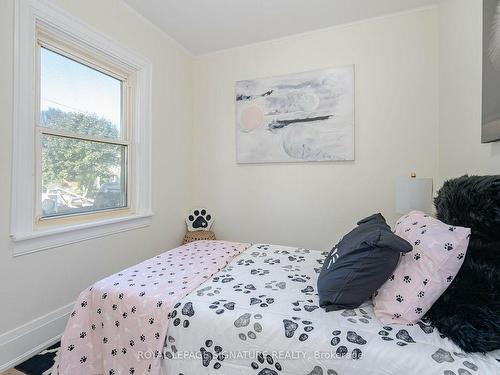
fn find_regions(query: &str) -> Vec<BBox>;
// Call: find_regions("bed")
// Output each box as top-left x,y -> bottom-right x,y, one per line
163,243 -> 500,375
58,241 -> 500,375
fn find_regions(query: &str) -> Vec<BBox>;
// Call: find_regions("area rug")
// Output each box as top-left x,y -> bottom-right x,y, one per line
13,342 -> 59,375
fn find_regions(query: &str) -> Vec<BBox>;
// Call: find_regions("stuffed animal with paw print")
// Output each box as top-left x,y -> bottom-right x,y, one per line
186,208 -> 214,231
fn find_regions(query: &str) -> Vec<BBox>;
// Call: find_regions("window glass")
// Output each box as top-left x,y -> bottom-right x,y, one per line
40,47 -> 122,139
41,134 -> 127,217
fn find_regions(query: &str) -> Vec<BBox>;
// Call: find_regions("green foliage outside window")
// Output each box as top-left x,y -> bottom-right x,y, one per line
41,108 -> 122,200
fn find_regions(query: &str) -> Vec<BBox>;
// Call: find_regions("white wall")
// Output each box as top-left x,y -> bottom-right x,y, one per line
192,8 -> 440,250
0,0 -> 193,352
438,0 -> 500,181
3,0 -> 500,369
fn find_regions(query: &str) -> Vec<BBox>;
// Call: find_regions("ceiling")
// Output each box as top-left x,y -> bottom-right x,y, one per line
123,0 -> 438,55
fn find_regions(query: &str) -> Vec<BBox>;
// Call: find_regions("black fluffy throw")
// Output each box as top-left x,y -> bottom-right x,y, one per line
425,175 -> 500,353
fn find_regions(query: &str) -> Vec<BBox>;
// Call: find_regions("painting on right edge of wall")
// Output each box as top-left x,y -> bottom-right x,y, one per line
482,0 -> 500,143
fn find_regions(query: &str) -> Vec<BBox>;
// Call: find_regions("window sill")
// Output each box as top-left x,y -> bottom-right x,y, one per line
10,213 -> 153,257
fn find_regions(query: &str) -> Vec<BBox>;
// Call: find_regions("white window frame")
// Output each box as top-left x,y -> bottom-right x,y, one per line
11,0 -> 153,256
36,35 -> 132,221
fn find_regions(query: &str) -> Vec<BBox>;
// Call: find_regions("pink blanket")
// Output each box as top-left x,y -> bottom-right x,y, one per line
58,240 -> 250,375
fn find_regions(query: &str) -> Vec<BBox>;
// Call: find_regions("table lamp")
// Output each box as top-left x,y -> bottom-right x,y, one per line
396,173 -> 433,215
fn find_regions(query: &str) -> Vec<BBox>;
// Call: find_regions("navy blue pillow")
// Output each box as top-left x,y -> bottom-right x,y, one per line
318,213 -> 412,311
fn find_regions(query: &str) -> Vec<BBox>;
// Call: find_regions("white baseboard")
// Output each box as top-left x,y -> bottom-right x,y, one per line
0,302 -> 74,372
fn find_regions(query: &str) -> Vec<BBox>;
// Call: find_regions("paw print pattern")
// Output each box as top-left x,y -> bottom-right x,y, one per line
281,264 -> 301,273
163,336 -> 177,359
287,274 -> 311,283
432,348 -> 479,375
196,286 -> 221,297
283,318 -> 314,341
200,340 -> 225,370
457,253 -> 465,260
378,326 -> 415,346
288,255 -> 306,263
236,259 -> 255,266
444,243 -> 454,251
170,302 -> 194,328
432,348 -> 455,364
413,253 -> 421,260
186,208 -> 213,231
251,352 -> 282,375
209,300 -> 235,314
250,251 -> 268,258
250,268 -> 270,276
234,313 -> 263,340
291,300 -> 319,313
301,285 -> 315,296
396,294 -> 404,303
403,275 -> 412,283
61,240 -> 255,373
250,295 -> 275,308
234,283 -> 256,294
273,249 -> 291,255
264,258 -> 281,265
340,309 -> 372,324
346,331 -> 367,347
265,281 -> 286,291
446,275 -> 454,283
330,330 -> 365,359
212,274 -> 234,283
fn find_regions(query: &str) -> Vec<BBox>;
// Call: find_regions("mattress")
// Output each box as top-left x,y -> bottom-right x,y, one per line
163,244 -> 500,375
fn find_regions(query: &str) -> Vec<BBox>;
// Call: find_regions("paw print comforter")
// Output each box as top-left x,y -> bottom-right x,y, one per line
164,244 -> 500,375
57,241 -> 250,375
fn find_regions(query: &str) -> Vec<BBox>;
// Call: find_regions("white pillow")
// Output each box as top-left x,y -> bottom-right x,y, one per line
373,211 -> 470,324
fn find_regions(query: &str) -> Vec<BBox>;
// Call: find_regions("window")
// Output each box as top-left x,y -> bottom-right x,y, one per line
11,0 -> 152,256
38,45 -> 128,219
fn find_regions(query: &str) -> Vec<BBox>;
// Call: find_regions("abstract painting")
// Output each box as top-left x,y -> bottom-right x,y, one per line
235,66 -> 355,163
482,0 -> 500,143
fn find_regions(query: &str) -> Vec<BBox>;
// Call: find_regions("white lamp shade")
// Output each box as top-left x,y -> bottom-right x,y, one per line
396,177 -> 433,214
